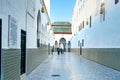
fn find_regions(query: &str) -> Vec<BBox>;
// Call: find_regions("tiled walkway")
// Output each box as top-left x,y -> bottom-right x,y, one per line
26,52 -> 120,80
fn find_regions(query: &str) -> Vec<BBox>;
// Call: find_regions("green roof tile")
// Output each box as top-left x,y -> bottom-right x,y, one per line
52,22 -> 71,26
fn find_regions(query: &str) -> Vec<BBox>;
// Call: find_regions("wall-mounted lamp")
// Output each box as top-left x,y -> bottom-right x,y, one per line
50,27 -> 53,30
100,3 -> 105,14
41,7 -> 45,13
100,7 -> 103,14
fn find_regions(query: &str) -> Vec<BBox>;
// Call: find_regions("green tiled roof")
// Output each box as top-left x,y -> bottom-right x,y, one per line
53,28 -> 71,32
52,22 -> 71,26
52,21 -> 72,34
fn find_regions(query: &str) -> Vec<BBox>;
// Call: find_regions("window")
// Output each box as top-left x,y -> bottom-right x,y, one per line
115,0 -> 119,4
83,21 -> 84,28
78,41 -> 80,47
82,39 -> 84,47
90,16 -> 92,28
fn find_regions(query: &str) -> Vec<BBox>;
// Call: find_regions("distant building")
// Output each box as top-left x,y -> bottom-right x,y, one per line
52,22 -> 72,34
71,0 -> 120,71
52,22 -> 72,52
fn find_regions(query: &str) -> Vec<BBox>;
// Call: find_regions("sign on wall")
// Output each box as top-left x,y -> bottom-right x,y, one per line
8,15 -> 18,48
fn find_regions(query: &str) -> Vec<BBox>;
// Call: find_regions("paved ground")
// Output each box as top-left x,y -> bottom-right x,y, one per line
25,52 -> 120,80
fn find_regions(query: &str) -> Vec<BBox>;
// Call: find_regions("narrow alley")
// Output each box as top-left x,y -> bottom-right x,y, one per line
26,52 -> 120,80
1,0 -> 120,80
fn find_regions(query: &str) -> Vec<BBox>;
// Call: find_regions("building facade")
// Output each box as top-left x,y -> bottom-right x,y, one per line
71,0 -> 120,71
52,22 -> 72,52
0,0 -> 53,80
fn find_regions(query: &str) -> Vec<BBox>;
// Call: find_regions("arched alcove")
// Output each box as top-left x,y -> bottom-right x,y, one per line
37,10 -> 41,47
59,38 -> 66,51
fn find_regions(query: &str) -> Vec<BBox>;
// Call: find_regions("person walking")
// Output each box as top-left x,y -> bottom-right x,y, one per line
61,43 -> 64,54
57,46 -> 60,55
51,46 -> 54,55
59,43 -> 62,54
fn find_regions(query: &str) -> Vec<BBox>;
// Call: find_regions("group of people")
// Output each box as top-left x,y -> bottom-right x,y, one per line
51,43 -> 64,55
57,43 -> 64,55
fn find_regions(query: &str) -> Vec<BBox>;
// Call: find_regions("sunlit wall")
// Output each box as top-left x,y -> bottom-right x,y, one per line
71,0 -> 120,48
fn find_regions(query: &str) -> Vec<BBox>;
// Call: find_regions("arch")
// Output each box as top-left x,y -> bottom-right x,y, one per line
37,10 -> 41,47
59,38 -> 66,51
59,38 -> 66,44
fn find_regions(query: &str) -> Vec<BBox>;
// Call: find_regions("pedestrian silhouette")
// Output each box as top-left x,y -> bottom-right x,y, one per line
51,46 -> 54,55
57,46 -> 60,55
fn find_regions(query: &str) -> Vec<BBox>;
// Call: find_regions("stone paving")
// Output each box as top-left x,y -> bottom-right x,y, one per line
25,52 -> 120,80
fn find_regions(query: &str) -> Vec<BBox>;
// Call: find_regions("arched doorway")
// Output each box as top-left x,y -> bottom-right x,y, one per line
37,10 -> 41,47
59,38 -> 66,52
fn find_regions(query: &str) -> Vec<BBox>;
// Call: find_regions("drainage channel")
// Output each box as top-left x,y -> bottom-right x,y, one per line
51,74 -> 61,77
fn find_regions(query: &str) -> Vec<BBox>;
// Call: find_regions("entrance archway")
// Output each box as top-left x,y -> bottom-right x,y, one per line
59,38 -> 66,52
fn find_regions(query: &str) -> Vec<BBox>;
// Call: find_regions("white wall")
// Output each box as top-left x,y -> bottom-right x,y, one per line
26,0 -> 52,48
26,0 -> 36,48
26,14 -> 37,48
0,0 -> 27,49
71,0 -> 120,48
55,34 -> 72,44
0,0 -> 53,48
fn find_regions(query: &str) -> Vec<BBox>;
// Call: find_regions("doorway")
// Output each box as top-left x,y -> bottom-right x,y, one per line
68,41 -> 71,52
80,43 -> 82,55
59,38 -> 66,51
0,19 -> 2,77
21,30 -> 26,75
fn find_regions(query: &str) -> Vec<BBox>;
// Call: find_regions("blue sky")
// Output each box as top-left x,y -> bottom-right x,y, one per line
50,0 -> 76,23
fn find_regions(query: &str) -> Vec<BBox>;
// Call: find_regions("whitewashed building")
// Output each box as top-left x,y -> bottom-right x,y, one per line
52,22 -> 72,52
71,0 -> 120,71
0,0 -> 53,80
